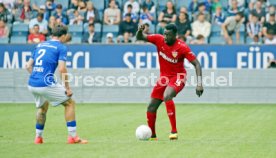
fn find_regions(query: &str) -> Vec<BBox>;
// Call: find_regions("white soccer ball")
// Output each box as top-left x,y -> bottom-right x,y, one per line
135,125 -> 152,140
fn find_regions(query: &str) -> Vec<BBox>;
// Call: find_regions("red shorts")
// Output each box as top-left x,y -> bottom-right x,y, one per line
151,75 -> 186,100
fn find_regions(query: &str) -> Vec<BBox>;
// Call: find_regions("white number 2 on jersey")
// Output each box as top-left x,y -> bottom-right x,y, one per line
35,49 -> 46,66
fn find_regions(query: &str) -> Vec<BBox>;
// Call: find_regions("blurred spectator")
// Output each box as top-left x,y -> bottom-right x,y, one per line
266,5 -> 275,22
28,24 -> 45,43
175,12 -> 191,38
247,13 -> 262,39
104,0 -> 121,25
67,0 -> 78,16
249,0 -> 270,11
82,23 -> 101,43
190,34 -> 206,44
212,0 -> 222,12
142,0 -> 155,13
228,0 -> 245,7
191,13 -> 211,39
45,0 -> 56,20
227,0 -> 244,16
29,13 -> 48,35
222,12 -> 244,44
193,2 -> 210,22
106,0 -> 121,9
0,0 -> 16,12
33,5 -> 47,20
264,29 -> 276,44
249,0 -> 266,24
263,14 -> 276,38
122,32 -> 132,43
118,13 -> 137,36
14,0 -> 33,24
212,6 -> 226,25
31,0 -> 41,11
157,20 -> 166,34
47,15 -> 56,35
178,35 -> 186,42
251,35 -> 262,44
106,32 -> 115,43
53,4 -> 68,25
69,10 -> 84,25
123,4 -> 137,23
188,0 -> 199,13
203,0 -> 212,12
124,0 -> 139,14
158,1 -> 176,24
179,6 -> 188,14
143,23 -> 151,34
0,19 -> 9,37
84,1 -> 100,23
78,1 -> 87,12
0,3 -> 12,23
139,5 -> 153,25
268,60 -> 276,68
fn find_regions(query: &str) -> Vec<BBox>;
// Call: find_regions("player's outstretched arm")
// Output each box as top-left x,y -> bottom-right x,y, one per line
58,61 -> 73,97
190,59 -> 204,97
136,24 -> 148,41
25,58 -> 34,74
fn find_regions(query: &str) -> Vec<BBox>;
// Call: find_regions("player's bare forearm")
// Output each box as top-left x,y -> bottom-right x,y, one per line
59,68 -> 70,90
26,58 -> 34,74
136,24 -> 148,41
191,59 -> 204,97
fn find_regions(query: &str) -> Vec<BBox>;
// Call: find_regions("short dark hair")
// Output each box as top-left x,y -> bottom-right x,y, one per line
127,4 -> 132,8
165,23 -> 177,34
52,24 -> 68,37
88,23 -> 94,27
236,12 -> 244,18
37,13 -> 44,19
33,24 -> 39,28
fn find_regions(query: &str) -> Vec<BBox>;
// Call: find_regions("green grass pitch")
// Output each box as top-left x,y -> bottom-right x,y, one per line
0,103 -> 276,158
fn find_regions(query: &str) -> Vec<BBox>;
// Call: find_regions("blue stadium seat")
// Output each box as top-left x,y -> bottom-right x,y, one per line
10,36 -> 27,44
30,0 -> 45,8
12,23 -> 29,36
221,0 -> 229,9
149,24 -> 155,33
91,0 -> 105,11
0,37 -> 9,44
246,37 -> 254,44
209,36 -> 225,44
103,25 -> 119,36
55,0 -> 69,9
176,0 -> 190,7
211,25 -> 222,36
68,25 -> 83,36
70,36 -> 82,44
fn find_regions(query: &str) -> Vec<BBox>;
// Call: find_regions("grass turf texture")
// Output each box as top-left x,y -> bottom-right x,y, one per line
0,103 -> 276,158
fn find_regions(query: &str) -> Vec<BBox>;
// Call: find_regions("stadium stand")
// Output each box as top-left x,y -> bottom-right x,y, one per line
0,0 -> 274,44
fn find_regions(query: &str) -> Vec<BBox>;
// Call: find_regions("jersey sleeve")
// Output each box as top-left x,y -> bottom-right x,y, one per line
58,45 -> 67,61
182,44 -> 196,62
147,34 -> 163,45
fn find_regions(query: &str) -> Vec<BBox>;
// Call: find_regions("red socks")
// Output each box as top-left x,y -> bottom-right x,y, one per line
147,112 -> 157,137
165,100 -> 177,133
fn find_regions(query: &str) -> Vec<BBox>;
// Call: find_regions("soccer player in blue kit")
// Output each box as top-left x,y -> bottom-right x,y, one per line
26,25 -> 88,144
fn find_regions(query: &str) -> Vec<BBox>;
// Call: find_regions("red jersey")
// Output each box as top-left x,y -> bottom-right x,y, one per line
28,33 -> 45,43
147,34 -> 196,76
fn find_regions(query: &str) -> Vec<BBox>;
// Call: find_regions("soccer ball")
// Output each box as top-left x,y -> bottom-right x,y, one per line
135,125 -> 152,140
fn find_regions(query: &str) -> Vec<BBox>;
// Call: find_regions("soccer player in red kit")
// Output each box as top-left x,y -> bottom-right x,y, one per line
136,23 -> 204,140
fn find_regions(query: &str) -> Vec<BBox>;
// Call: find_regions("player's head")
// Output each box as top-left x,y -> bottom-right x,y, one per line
164,23 -> 177,45
51,24 -> 70,43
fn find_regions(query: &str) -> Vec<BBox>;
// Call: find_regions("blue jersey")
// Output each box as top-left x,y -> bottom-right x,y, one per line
28,40 -> 67,87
